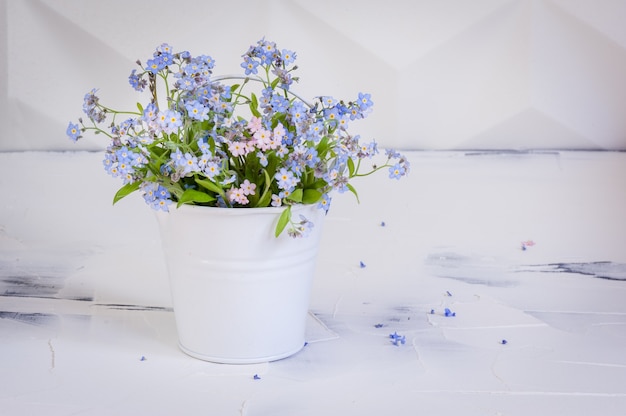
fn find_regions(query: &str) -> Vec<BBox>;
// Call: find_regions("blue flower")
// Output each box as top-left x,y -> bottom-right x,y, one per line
195,54 -> 215,70
66,122 -> 81,142
320,96 -> 337,108
82,89 -> 106,123
275,167 -> 296,191
388,163 -> 406,179
317,193 -> 331,213
257,152 -> 269,167
270,94 -> 289,113
257,39 -> 277,64
358,140 -> 378,158
142,103 -> 158,123
357,92 -> 373,110
102,153 -> 117,177
281,49 -> 296,65
153,196 -> 172,211
385,148 -> 402,159
304,147 -> 321,168
204,161 -> 221,179
185,101 -> 209,121
272,67 -> 294,90
241,57 -> 259,75
146,56 -> 166,74
289,101 -> 308,123
160,110 -> 183,134
323,107 -> 341,127
128,69 -> 146,92
306,121 -> 324,141
170,148 -> 184,165
288,215 -> 315,238
157,43 -> 173,54
332,174 -> 349,194
115,146 -> 132,163
141,183 -> 172,212
180,152 -> 199,174
177,76 -> 196,91
222,175 -> 237,185
197,139 -> 211,154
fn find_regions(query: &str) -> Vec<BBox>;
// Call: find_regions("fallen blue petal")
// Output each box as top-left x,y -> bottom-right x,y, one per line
501,339 -> 508,345
253,374 -> 261,380
389,331 -> 406,346
374,323 -> 384,328
393,336 -> 406,346
446,291 -> 452,296
359,261 -> 366,268
140,356 -> 147,361
444,308 -> 456,317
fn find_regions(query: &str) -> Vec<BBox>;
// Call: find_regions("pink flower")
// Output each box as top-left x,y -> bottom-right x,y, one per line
228,141 -> 248,157
227,187 -> 249,205
253,129 -> 273,151
273,123 -> 285,140
241,179 -> 257,196
247,116 -> 263,133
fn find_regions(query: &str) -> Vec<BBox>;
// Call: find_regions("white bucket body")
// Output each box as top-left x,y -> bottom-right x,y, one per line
156,204 -> 324,364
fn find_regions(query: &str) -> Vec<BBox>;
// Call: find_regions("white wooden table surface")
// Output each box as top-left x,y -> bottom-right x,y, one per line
1,150 -> 625,415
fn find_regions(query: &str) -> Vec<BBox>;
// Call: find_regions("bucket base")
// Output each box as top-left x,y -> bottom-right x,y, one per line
178,341 -> 306,364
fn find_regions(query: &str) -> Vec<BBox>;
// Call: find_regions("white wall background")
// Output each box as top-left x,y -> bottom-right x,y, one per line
1,0 -> 625,151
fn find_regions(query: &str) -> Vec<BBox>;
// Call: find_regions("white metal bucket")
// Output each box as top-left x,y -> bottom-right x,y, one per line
156,203 -> 325,364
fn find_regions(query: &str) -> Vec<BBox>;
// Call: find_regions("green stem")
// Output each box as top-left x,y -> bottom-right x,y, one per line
231,77 -> 253,107
160,71 -> 171,104
211,75 -> 314,108
81,123 -> 114,139
97,104 -> 142,117
351,160 -> 392,178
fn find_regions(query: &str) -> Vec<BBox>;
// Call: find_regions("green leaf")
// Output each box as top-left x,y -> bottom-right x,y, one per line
113,181 -> 141,205
249,93 -> 261,117
347,157 -> 355,177
346,183 -> 360,203
255,169 -> 273,207
136,102 -> 144,113
302,189 -> 323,204
275,205 -> 291,237
311,179 -> 328,189
287,188 -> 303,203
176,188 -> 215,207
195,178 -> 223,196
316,136 -> 330,156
